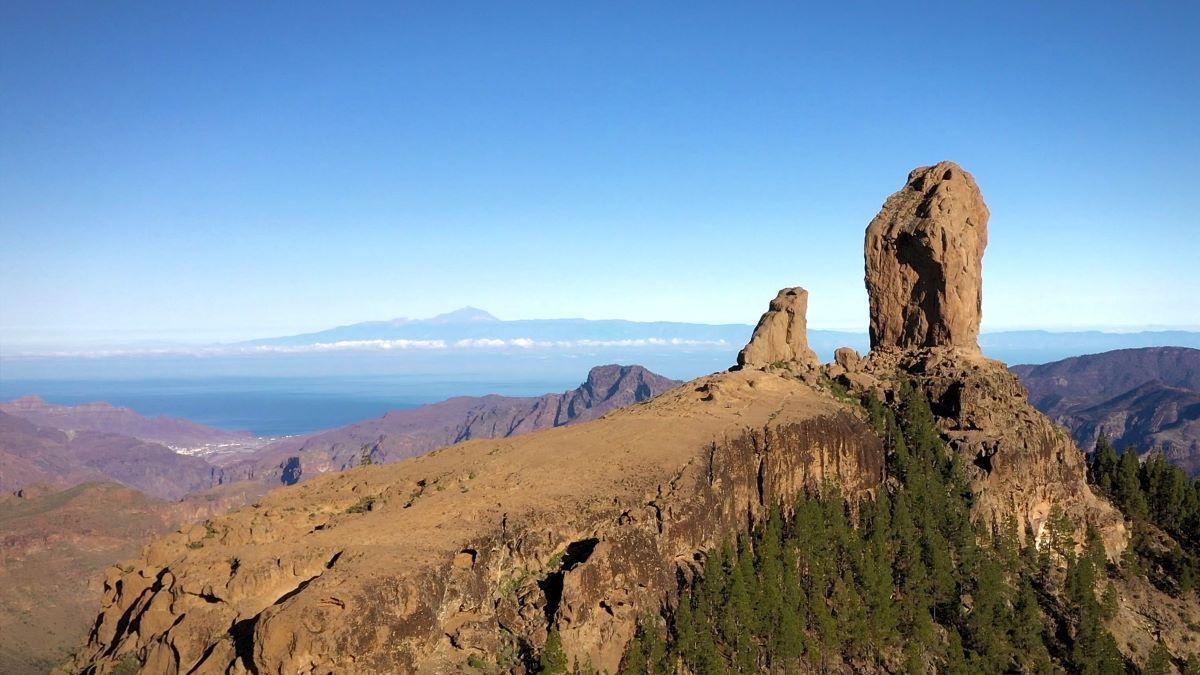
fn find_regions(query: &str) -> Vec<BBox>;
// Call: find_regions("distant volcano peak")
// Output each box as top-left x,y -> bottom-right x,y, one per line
428,306 -> 500,323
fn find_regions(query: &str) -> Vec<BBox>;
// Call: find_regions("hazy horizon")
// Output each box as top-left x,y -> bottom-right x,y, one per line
4,303 -> 1200,354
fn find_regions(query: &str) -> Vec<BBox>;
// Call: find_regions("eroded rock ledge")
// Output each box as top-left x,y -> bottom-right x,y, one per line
69,370 -> 883,674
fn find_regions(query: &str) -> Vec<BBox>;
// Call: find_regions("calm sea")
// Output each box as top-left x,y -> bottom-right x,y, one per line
0,374 -> 580,437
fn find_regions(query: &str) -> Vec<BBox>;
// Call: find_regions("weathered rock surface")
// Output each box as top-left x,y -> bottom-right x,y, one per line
865,161 -> 989,352
855,162 -> 1126,556
834,347 -> 861,372
857,348 -> 1127,553
69,370 -> 883,674
736,287 -> 820,370
0,481 -> 265,675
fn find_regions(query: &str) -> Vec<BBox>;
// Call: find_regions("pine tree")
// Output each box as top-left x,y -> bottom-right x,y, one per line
1089,434 -> 1119,492
1010,576 -> 1053,673
671,594 -> 697,666
1116,447 -> 1148,518
539,629 -> 569,674
1144,642 -> 1173,675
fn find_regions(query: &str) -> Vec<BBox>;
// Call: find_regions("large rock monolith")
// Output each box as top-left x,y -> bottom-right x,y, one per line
865,161 -> 989,351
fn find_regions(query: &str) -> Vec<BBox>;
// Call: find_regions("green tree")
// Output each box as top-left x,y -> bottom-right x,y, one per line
1089,434 -> 1119,492
540,629 -> 569,674
1116,447 -> 1148,518
1144,642 -> 1173,675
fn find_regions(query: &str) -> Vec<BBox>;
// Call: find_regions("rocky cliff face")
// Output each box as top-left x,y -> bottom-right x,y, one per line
0,481 -> 267,675
865,162 -> 989,352
68,371 -> 882,674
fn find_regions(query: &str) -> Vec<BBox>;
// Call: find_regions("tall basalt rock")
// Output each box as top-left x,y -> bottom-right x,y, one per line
865,161 -> 988,352
858,162 -> 1127,555
736,286 -> 820,370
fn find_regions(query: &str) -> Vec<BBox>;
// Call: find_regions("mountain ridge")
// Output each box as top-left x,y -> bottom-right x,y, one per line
72,162 -> 1195,673
221,364 -> 681,485
1013,347 -> 1200,476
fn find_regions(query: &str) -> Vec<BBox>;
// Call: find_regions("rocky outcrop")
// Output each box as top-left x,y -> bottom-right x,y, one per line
857,348 -> 1127,554
853,162 -> 1126,555
67,161 -> 1153,673
68,370 -> 883,674
736,287 -> 820,370
0,481 -> 266,675
865,161 -> 989,352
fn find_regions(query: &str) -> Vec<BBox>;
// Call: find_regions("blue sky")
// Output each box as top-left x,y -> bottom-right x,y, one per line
2,2 -> 1197,347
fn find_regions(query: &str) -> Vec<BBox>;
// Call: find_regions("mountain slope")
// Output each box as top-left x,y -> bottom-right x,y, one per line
1060,381 -> 1200,476
69,163 -> 1190,673
0,481 -> 267,675
0,412 -> 225,500
68,369 -> 884,674
1013,347 -> 1200,475
0,396 -> 254,451
1011,346 -> 1200,415
224,364 -> 680,484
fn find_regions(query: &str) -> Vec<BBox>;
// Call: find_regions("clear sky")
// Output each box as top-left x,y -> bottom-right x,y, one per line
2,2 -> 1197,348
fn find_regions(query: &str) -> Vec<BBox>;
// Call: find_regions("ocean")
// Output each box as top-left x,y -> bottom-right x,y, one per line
0,374 -> 583,437
0,349 -> 734,436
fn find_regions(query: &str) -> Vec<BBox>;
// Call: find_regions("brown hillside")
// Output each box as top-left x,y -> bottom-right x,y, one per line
68,370 -> 882,673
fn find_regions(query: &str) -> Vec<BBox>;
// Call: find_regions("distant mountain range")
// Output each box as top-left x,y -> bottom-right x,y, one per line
1013,347 -> 1200,476
221,364 -> 681,485
0,396 -> 254,450
0,364 -> 679,498
0,411 -> 228,500
238,306 -> 1200,365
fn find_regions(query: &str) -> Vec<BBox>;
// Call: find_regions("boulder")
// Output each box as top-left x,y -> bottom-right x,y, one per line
834,347 -> 861,372
736,287 -> 820,370
865,161 -> 989,351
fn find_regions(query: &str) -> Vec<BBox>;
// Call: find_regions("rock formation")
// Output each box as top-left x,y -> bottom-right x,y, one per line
853,162 -> 1126,555
736,287 -> 820,370
0,481 -> 266,675
68,162 -> 1157,673
865,161 -> 989,352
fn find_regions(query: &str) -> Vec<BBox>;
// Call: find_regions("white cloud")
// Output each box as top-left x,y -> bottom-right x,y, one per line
7,336 -> 732,359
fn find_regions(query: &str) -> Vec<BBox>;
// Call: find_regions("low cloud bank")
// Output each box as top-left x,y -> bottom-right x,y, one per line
9,337 -> 733,359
